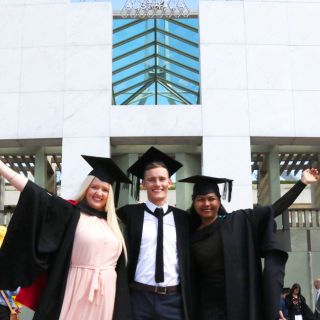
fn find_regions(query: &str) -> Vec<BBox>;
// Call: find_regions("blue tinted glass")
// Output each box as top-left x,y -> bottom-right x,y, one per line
113,17 -> 200,105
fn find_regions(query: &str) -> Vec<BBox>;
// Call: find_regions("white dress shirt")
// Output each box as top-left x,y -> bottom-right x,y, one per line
134,200 -> 180,286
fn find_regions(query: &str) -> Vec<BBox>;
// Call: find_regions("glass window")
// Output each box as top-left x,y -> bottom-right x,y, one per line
113,16 -> 200,105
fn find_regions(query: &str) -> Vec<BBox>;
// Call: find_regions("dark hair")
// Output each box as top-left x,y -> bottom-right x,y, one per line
282,287 -> 290,295
191,185 -> 221,201
192,189 -> 221,201
291,283 -> 301,294
143,161 -> 169,178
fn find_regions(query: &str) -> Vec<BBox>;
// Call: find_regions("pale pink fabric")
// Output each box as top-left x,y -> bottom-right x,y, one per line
59,213 -> 121,320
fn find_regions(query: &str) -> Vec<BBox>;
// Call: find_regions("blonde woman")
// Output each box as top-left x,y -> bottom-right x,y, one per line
0,155 -> 132,320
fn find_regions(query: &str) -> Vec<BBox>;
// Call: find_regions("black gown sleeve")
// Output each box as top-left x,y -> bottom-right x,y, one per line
0,180 -> 76,290
272,180 -> 306,217
113,251 -> 132,320
116,205 -> 128,225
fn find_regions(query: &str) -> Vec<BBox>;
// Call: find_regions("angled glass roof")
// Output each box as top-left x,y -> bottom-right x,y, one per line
112,17 -> 200,105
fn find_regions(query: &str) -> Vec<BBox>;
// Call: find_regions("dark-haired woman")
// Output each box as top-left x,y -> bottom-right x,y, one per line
286,283 -> 314,320
180,169 -> 319,320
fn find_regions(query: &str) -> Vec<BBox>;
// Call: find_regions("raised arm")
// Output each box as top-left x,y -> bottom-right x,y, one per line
272,168 -> 319,217
0,160 -> 28,192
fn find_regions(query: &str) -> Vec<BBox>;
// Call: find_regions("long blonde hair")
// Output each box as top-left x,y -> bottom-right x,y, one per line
74,175 -> 127,262
0,226 -> 7,247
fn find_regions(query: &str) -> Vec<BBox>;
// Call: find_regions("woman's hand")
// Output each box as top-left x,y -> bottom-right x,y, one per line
301,168 -> 319,185
0,159 -> 28,191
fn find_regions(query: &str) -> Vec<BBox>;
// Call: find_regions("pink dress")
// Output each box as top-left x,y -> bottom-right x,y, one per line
59,213 -> 121,320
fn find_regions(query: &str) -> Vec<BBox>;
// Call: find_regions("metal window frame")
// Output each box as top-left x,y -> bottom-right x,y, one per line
112,16 -> 200,105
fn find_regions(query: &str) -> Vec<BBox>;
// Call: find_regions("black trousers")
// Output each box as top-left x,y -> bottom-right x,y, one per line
0,305 -> 10,320
130,288 -> 184,320
315,310 -> 320,319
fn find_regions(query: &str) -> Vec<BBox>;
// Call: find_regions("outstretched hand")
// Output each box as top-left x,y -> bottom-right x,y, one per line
0,159 -> 28,191
301,168 -> 320,185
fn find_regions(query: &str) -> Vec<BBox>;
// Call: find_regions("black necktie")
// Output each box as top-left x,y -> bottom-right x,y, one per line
144,204 -> 170,283
154,207 -> 164,283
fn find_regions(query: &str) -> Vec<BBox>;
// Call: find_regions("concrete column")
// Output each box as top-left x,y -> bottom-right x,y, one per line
112,153 -> 138,207
60,137 -> 111,198
61,1 -> 112,198
34,147 -> 47,188
46,167 -> 56,194
202,136 -> 252,212
267,146 -> 284,230
255,149 -> 281,204
257,159 -> 270,206
175,153 -> 201,210
267,146 -> 281,203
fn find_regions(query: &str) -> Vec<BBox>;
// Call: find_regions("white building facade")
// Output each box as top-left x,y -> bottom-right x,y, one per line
0,0 -> 320,310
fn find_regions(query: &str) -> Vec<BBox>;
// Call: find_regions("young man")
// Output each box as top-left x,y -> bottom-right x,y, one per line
117,147 -> 191,320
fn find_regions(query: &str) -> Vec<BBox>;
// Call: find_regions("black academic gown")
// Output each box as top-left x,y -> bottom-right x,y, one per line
224,206 -> 287,320
117,204 -> 192,320
191,207 -> 287,320
0,181 -> 131,320
191,180 -> 307,320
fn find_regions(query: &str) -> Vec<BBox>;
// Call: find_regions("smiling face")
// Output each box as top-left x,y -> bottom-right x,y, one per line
193,192 -> 221,226
142,166 -> 172,206
85,177 -> 110,211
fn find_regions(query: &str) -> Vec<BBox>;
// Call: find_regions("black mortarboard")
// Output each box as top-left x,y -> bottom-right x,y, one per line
127,146 -> 183,200
178,175 -> 233,202
82,155 -> 132,205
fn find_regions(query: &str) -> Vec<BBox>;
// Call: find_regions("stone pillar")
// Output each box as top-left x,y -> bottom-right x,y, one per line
61,1 -> 113,198
202,137 -> 252,212
46,165 -> 56,194
61,137 -> 111,198
268,147 -> 285,230
267,146 -> 291,249
257,159 -> 270,206
35,147 -> 47,188
175,152 -> 201,210
267,146 -> 281,203
112,153 -> 138,207
257,148 -> 281,220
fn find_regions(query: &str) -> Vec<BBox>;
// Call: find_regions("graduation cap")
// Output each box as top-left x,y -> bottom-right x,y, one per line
127,146 -> 183,200
179,175 -> 233,202
82,155 -> 132,206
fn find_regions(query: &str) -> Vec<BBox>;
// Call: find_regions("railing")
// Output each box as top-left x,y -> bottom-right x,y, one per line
288,208 -> 320,228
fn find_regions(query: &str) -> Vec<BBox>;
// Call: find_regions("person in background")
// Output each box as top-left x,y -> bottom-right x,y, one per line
278,287 -> 290,320
314,278 -> 320,319
285,283 -> 314,320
